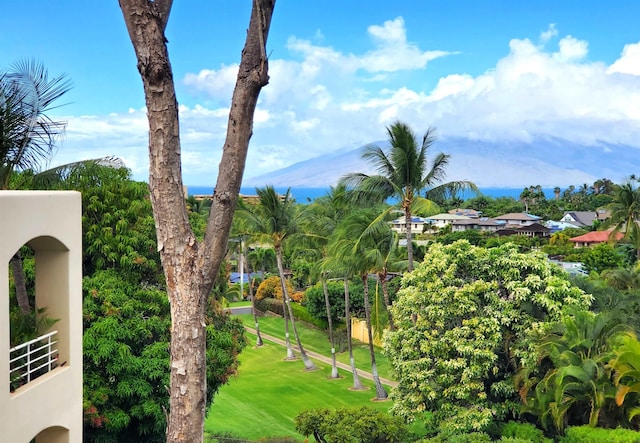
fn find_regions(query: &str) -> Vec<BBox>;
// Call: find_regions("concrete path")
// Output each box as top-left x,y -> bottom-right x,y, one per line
244,327 -> 398,388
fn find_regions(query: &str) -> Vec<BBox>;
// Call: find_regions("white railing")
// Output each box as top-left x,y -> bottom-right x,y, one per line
9,330 -> 59,389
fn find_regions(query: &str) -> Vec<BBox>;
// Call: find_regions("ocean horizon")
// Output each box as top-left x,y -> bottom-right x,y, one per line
186,185 -> 555,203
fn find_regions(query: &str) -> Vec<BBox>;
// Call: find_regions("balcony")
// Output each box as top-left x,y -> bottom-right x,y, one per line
10,330 -> 59,392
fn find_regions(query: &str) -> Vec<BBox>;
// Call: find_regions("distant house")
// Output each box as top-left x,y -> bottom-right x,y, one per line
545,220 -> 584,234
424,213 -> 470,228
448,208 -> 481,219
596,208 -> 611,221
494,212 -> 542,227
559,211 -> 597,228
496,222 -> 551,238
451,218 -> 504,232
390,215 -> 430,233
569,230 -> 624,248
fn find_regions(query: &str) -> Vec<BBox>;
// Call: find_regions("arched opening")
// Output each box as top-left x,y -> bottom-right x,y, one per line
34,425 -> 70,443
8,236 -> 70,392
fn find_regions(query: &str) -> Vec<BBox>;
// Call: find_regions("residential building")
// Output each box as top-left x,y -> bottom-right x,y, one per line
1,191 -> 82,443
494,212 -> 542,227
448,208 -> 481,219
451,218 -> 504,232
559,211 -> 597,228
569,230 -> 624,248
424,213 -> 470,229
496,222 -> 551,238
389,215 -> 430,233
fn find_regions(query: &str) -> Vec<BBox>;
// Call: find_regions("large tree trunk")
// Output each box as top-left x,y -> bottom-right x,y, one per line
362,275 -> 388,400
344,277 -> 364,390
321,276 -> 339,378
118,1 -> 275,442
378,272 -> 395,331
275,245 -> 316,370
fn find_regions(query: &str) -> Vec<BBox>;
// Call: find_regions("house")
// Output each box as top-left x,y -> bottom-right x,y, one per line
1,192 -> 83,443
451,218 -> 505,232
389,215 -> 430,233
494,212 -> 542,227
569,230 -> 624,248
448,208 -> 481,219
424,213 -> 471,229
496,222 -> 551,238
559,211 -> 597,228
545,220 -> 583,234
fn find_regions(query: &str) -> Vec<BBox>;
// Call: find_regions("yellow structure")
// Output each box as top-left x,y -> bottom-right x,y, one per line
1,191 -> 82,443
351,317 -> 382,347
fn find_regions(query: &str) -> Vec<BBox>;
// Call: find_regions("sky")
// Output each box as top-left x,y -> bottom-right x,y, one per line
2,1 -> 640,186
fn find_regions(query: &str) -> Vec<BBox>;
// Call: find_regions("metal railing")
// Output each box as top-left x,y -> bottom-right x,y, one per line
9,330 -> 59,389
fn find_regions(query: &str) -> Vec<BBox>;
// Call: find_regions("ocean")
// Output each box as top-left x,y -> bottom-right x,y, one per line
186,186 -> 555,203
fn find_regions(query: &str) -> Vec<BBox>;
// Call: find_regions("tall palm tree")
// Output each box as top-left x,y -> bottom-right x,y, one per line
606,181 -> 640,261
340,121 -> 476,272
300,184 -> 352,378
239,186 -> 316,370
331,207 -> 393,400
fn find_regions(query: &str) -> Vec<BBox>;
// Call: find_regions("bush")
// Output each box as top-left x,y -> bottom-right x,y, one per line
255,276 -> 294,300
290,290 -> 304,303
559,426 -> 640,443
289,303 -> 327,329
255,298 -> 285,316
500,422 -> 551,443
303,279 -> 366,324
420,432 -> 492,442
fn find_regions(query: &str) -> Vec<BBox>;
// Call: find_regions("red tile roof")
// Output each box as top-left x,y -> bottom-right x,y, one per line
569,230 -> 624,243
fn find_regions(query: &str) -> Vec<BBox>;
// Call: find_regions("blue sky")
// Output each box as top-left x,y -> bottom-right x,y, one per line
2,1 -> 640,186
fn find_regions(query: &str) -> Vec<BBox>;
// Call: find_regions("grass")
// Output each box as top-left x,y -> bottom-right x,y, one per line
235,314 -> 394,379
205,331 -> 394,441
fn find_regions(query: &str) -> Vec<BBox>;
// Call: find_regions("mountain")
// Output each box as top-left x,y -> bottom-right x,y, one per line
243,136 -> 640,188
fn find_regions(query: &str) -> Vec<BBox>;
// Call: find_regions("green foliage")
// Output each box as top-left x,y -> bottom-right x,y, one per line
500,421 -> 551,443
295,406 -> 408,443
436,229 -> 485,246
255,275 -> 295,300
289,302 -> 327,329
583,243 -> 624,273
384,240 -> 592,435
559,425 -> 640,442
516,311 -> 637,433
82,270 -> 246,442
420,432 -> 492,443
303,280 -> 365,324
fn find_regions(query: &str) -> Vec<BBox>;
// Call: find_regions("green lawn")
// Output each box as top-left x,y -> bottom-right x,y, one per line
205,331 -> 394,441
235,314 -> 394,379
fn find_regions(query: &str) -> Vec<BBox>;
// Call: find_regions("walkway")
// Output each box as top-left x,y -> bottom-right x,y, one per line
244,327 -> 398,388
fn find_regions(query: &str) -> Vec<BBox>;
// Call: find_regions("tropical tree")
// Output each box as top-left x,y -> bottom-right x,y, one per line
606,181 -> 640,261
238,186 -> 316,370
340,121 -> 476,271
300,184 -> 353,378
118,2 -> 276,440
330,207 -> 392,399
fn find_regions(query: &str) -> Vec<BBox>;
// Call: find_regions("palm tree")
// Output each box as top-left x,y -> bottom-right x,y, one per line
554,187 -> 561,200
606,181 -> 640,261
1,60 -> 71,314
300,184 -> 352,378
331,207 -> 393,400
239,186 -> 316,370
340,121 -> 476,272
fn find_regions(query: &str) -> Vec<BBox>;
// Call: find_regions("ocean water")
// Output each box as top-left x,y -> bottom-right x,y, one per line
186,185 -> 555,203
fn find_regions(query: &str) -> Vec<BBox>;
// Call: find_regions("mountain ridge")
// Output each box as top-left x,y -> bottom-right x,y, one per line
243,136 -> 640,188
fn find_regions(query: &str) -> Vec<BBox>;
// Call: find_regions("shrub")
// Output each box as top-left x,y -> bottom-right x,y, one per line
289,303 -> 327,329
303,279 -> 366,324
420,432 -> 492,442
559,426 -> 640,443
255,298 -> 284,317
500,422 -> 551,443
255,276 -> 294,300
290,290 -> 304,303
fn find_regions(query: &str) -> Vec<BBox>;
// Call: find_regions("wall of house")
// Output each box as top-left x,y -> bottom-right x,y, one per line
0,191 -> 82,443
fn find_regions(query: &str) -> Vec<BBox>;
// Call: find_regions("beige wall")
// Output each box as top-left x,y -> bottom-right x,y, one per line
0,191 -> 82,443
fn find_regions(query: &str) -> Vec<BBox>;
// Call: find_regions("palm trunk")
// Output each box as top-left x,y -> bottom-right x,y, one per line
344,277 -> 364,390
10,252 -> 31,315
245,250 -> 263,346
276,246 -> 316,370
404,206 -> 414,272
362,275 -> 388,400
321,276 -> 339,378
280,291 -> 296,360
378,272 -> 395,331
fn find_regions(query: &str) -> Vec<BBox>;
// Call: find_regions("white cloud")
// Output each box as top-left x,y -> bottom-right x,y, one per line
52,20 -> 640,186
607,41 -> 640,75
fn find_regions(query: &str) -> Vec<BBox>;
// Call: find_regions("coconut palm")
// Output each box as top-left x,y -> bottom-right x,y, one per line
300,184 -> 353,378
606,181 -> 640,261
340,121 -> 476,272
331,207 -> 395,399
238,186 -> 316,369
